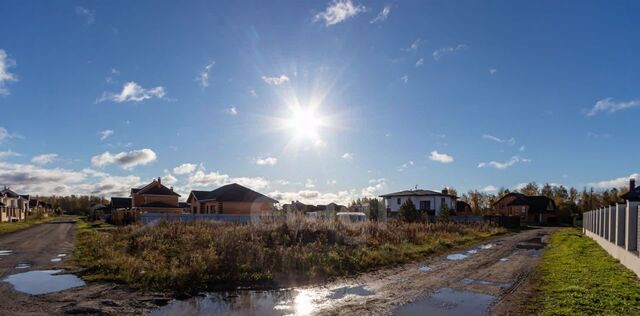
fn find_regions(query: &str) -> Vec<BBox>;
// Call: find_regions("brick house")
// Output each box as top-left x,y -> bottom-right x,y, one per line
131,177 -> 183,213
187,183 -> 278,215
493,193 -> 557,224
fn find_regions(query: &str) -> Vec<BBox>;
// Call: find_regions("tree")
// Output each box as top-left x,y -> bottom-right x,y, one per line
519,182 -> 539,196
368,199 -> 381,221
437,204 -> 452,223
398,199 -> 421,223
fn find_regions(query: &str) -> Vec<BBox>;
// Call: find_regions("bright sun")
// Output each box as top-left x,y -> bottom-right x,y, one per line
287,106 -> 322,141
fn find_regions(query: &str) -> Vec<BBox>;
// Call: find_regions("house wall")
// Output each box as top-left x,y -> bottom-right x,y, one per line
384,195 -> 454,215
132,194 -> 179,207
137,206 -> 183,214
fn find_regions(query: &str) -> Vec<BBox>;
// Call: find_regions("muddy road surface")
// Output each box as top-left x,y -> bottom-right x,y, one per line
0,217 -> 167,315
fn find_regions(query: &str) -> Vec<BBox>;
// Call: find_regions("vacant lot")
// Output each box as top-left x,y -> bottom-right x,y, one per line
75,217 -> 505,294
529,228 -> 640,315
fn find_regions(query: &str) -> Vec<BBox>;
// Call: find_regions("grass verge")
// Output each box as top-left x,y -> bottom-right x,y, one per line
529,228 -> 640,315
0,215 -> 58,235
74,216 -> 505,294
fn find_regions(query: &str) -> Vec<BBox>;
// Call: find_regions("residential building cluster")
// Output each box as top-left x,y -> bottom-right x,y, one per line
0,186 -> 55,222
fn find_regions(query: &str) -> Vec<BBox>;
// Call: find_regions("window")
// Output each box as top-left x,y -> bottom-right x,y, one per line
218,202 -> 223,213
419,201 -> 431,211
441,198 -> 445,207
397,198 -> 401,205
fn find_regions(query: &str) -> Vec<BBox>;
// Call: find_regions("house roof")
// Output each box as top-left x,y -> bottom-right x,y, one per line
188,183 -> 278,204
0,188 -> 20,198
132,180 -> 180,197
621,187 -> 640,201
110,197 -> 132,209
456,200 -> 471,213
19,194 -> 29,200
379,189 -> 456,198
495,193 -> 557,212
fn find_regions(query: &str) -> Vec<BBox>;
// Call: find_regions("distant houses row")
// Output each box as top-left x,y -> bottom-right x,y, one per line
0,186 -> 55,222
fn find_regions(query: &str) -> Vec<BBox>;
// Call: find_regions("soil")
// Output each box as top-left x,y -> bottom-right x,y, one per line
0,219 -> 556,315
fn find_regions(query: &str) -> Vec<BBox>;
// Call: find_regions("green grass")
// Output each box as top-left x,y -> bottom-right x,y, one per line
74,217 -> 506,294
530,228 -> 640,315
0,215 -> 59,235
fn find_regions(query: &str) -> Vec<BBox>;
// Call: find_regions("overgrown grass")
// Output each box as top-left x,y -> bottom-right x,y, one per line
74,216 -> 505,294
530,228 -> 640,315
0,214 -> 58,235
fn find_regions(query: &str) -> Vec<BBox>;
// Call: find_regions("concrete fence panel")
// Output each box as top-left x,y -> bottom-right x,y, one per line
617,204 -> 626,247
626,203 -> 637,251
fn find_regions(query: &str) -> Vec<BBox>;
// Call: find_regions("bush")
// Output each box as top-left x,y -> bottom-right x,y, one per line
437,205 -> 452,223
398,199 -> 422,222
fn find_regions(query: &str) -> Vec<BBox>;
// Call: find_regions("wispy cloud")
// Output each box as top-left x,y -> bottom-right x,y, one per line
587,98 -> 640,116
482,134 -> 515,145
314,0 -> 366,26
31,153 -> 58,165
255,157 -> 278,166
226,106 -> 238,116
433,44 -> 468,60
482,185 -> 498,192
261,75 -> 290,85
99,129 -> 114,140
341,153 -> 354,160
429,150 -> 454,163
519,145 -> 526,152
401,75 -> 408,84
97,82 -> 166,103
489,68 -> 497,75
415,58 -> 424,67
196,61 -> 215,88
0,49 -> 18,96
75,6 -> 95,24
478,156 -> 531,170
397,160 -> 414,172
402,39 -> 422,52
0,150 -> 20,160
91,148 -> 157,170
173,163 -> 197,175
0,127 -> 19,143
370,4 -> 391,24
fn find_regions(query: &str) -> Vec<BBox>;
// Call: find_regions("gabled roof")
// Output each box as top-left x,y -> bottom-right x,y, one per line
379,189 -> 455,198
0,188 -> 20,198
132,179 -> 180,197
621,187 -> 640,201
110,197 -> 132,209
19,194 -> 29,200
188,183 -> 278,204
495,193 -> 557,212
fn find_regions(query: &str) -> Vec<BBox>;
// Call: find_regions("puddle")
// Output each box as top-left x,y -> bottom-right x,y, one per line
50,258 -> 62,262
418,266 -> 433,272
150,285 -> 376,316
57,254 -> 67,257
480,244 -> 494,250
447,254 -> 468,260
499,257 -> 509,262
2,270 -> 85,295
461,278 -> 511,289
467,249 -> 478,254
394,287 -> 495,316
15,263 -> 31,269
0,250 -> 13,256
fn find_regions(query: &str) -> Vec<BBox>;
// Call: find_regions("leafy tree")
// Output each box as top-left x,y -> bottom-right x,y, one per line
519,182 -> 540,196
437,204 -> 452,223
398,199 -> 421,223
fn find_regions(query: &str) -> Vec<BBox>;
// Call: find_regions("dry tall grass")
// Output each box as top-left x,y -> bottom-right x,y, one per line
74,215 -> 505,294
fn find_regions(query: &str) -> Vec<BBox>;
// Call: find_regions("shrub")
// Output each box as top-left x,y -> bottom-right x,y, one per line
398,199 -> 422,222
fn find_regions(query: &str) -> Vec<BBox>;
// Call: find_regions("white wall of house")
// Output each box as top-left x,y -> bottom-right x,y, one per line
384,195 -> 455,215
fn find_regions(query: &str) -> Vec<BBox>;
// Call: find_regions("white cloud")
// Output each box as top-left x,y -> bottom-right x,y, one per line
482,134 -> 515,145
31,153 -> 58,165
188,170 -> 269,191
489,68 -> 497,75
402,39 -> 421,52
397,160 -> 414,172
305,179 -> 316,188
0,49 -> 18,96
482,185 -> 498,192
587,173 -> 639,189
99,129 -> 114,140
173,163 -> 197,175
226,106 -> 238,116
255,157 -> 278,166
162,170 -> 178,185
429,150 -> 454,163
0,161 -> 86,195
478,156 -> 531,170
196,61 -> 215,88
91,148 -> 157,170
401,75 -> 408,84
0,149 -> 20,159
269,179 -> 386,206
415,58 -> 424,67
261,75 -> 290,85
370,4 -> 391,23
314,0 -> 366,26
587,98 -> 640,116
433,44 -> 468,60
249,89 -> 258,97
75,6 -> 95,24
97,81 -> 166,103
341,153 -> 354,160
519,145 -> 526,152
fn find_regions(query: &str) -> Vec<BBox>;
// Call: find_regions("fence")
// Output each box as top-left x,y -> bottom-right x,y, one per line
583,200 -> 640,277
139,213 -> 284,225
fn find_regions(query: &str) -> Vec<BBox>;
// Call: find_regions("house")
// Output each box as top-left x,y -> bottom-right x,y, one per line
380,188 -> 457,217
187,183 -> 278,215
456,200 -> 472,214
110,197 -> 132,211
0,187 -> 27,222
493,193 -> 557,224
621,178 -> 639,201
131,177 -> 183,213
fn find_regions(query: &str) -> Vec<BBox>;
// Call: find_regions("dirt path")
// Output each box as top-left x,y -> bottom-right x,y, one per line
307,226 -> 557,315
0,217 -> 168,315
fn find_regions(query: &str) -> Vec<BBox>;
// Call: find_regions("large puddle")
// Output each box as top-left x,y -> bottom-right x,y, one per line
149,285 -> 374,316
394,287 -> 495,316
2,270 -> 86,295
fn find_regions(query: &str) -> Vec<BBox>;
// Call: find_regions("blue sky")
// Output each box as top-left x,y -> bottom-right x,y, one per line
1,0 -> 639,204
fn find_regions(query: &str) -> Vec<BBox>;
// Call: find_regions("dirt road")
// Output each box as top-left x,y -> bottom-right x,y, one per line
0,217 -> 167,315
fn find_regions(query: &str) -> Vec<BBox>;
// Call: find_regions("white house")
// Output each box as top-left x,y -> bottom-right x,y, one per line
380,188 -> 456,216
0,187 -> 27,222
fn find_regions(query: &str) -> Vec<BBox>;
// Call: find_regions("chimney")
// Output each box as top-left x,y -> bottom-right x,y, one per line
442,187 -> 449,195
157,177 -> 161,184
631,178 -> 636,191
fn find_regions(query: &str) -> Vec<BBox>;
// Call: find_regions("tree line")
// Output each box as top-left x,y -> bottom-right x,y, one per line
33,195 -> 109,214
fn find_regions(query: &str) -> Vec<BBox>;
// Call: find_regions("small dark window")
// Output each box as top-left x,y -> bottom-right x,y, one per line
397,198 -> 401,205
420,201 -> 431,211
441,198 -> 445,207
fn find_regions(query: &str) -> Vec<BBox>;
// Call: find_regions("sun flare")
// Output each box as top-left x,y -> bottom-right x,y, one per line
287,106 -> 322,141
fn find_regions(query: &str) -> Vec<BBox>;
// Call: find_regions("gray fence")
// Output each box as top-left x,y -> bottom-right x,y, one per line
583,201 -> 640,277
139,213 -> 283,225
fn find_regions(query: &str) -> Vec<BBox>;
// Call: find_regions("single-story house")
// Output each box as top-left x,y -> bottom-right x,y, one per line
187,183 -> 278,215
493,193 -> 557,224
380,188 -> 457,217
131,177 -> 183,213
